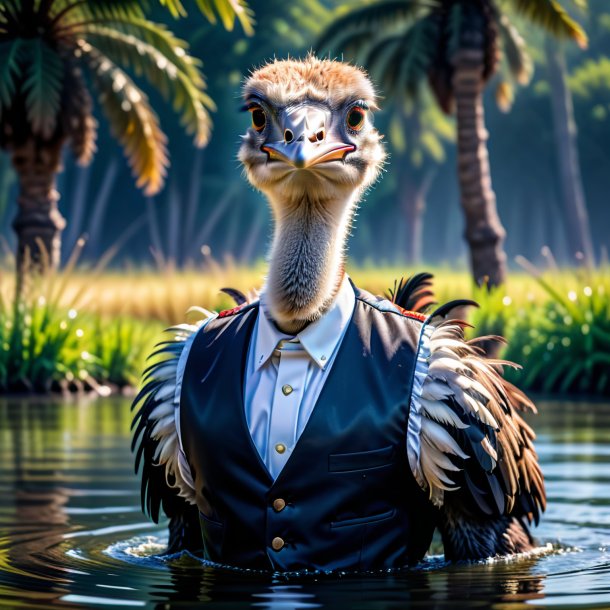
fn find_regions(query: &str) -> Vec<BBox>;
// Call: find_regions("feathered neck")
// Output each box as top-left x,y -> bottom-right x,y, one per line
264,190 -> 356,334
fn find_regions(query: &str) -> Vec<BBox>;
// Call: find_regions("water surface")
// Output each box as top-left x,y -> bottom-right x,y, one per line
0,398 -> 609,609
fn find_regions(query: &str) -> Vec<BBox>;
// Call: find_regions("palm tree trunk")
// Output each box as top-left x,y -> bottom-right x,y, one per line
11,138 -> 65,282
452,48 -> 507,287
545,38 -> 594,266
399,166 -> 434,264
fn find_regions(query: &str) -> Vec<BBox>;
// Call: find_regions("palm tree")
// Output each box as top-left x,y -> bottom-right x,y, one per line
545,35 -> 594,266
386,97 -> 454,263
318,0 -> 587,286
0,0 -> 251,282
159,0 -> 253,34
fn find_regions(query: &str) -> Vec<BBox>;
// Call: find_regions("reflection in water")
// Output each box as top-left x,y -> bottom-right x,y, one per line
0,398 -> 609,609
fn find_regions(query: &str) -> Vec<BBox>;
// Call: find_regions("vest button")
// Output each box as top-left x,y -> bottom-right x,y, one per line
275,443 -> 286,454
282,384 -> 293,396
273,498 -> 286,512
271,536 -> 285,551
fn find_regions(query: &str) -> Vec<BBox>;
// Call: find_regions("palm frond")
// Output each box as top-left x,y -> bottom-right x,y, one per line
446,1 -> 463,61
0,0 -> 24,27
80,42 -> 168,195
495,80 -> 514,112
369,14 -> 439,101
427,9 -> 454,114
498,15 -> 533,85
318,0 -> 437,53
158,0 -> 188,18
51,0 -> 146,22
366,33 -> 403,77
0,39 -> 22,114
20,39 -> 64,139
111,0 -> 257,33
190,0 -> 254,35
82,26 -> 213,146
511,0 -> 588,48
321,28 -> 376,62
83,17 -> 206,87
61,62 -> 97,164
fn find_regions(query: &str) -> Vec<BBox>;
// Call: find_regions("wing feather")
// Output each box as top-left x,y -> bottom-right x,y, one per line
407,316 -> 546,526
131,314 -> 215,525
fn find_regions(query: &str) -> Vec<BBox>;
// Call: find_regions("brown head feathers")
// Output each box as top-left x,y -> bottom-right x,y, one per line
242,54 -> 379,109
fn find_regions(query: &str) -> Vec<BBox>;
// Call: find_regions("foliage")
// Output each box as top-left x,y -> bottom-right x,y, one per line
1,259 -> 608,396
502,263 -> 610,395
160,0 -> 254,34
464,263 -> 610,396
387,97 -> 455,166
92,316 -> 161,388
569,56 -> 610,99
317,0 -> 587,115
0,0 -> 244,195
0,264 -> 161,393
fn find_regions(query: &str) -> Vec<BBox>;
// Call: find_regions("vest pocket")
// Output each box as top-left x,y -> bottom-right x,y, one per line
330,508 -> 396,529
328,445 -> 395,472
200,511 -> 224,556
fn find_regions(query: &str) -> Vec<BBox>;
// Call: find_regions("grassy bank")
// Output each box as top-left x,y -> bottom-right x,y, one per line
35,264 -> 553,324
1,262 -> 608,396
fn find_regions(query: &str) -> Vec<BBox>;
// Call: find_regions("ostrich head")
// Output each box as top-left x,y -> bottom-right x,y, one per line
239,56 -> 386,333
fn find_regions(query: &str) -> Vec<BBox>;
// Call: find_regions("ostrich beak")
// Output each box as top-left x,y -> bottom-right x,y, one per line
261,105 -> 355,169
262,141 -> 355,169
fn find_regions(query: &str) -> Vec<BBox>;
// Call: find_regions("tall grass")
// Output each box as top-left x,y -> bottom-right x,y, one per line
1,255 -> 608,396
501,262 -> 610,395
0,249 -> 161,393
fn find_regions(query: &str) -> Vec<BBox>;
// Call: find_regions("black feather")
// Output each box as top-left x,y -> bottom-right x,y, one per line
166,506 -> 203,556
220,287 -> 247,306
386,272 -> 436,313
131,331 -> 202,553
430,299 -> 479,319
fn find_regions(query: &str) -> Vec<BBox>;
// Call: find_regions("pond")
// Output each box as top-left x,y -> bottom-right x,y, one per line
0,398 -> 609,609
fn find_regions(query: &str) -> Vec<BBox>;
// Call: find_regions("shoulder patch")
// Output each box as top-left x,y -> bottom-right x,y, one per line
394,305 -> 427,322
218,303 -> 248,318
356,291 -> 427,322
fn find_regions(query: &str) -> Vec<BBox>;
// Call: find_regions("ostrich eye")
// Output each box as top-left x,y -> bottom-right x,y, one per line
250,107 -> 266,132
346,107 -> 365,131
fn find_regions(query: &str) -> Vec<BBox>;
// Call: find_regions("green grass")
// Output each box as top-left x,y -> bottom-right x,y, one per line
0,270 -> 161,394
502,268 -> 610,395
0,260 -> 608,397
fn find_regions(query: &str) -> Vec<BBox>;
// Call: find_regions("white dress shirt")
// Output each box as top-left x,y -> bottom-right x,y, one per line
244,276 -> 356,479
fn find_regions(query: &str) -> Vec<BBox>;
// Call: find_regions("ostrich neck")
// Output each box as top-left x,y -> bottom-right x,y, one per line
265,191 -> 355,334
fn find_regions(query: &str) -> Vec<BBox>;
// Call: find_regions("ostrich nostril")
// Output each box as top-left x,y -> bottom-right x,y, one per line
284,129 -> 294,143
309,129 -> 325,143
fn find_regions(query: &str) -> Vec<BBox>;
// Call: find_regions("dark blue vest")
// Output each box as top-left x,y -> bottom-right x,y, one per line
179,290 -> 439,572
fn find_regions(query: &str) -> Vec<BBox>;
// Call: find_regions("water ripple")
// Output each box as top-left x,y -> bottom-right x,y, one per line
0,398 -> 609,609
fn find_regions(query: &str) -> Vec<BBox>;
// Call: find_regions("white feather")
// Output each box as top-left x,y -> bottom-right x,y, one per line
421,418 -> 469,459
149,363 -> 178,382
139,315 -> 216,505
149,400 -> 174,421
421,397 -> 469,429
421,378 -> 452,401
481,436 -> 498,462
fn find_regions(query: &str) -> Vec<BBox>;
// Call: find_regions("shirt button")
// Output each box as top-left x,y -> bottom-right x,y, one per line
271,537 -> 285,551
282,384 -> 293,396
275,443 -> 286,454
273,498 -> 286,512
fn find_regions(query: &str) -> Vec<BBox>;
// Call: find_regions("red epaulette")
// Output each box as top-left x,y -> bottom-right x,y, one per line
394,305 -> 427,322
218,303 -> 248,318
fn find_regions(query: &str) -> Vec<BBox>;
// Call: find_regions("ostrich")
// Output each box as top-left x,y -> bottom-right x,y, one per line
132,56 -> 545,571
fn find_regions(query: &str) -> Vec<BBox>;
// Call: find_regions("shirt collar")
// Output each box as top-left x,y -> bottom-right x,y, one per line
255,275 -> 355,371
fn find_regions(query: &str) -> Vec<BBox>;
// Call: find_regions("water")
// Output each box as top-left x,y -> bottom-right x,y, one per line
0,398 -> 609,609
